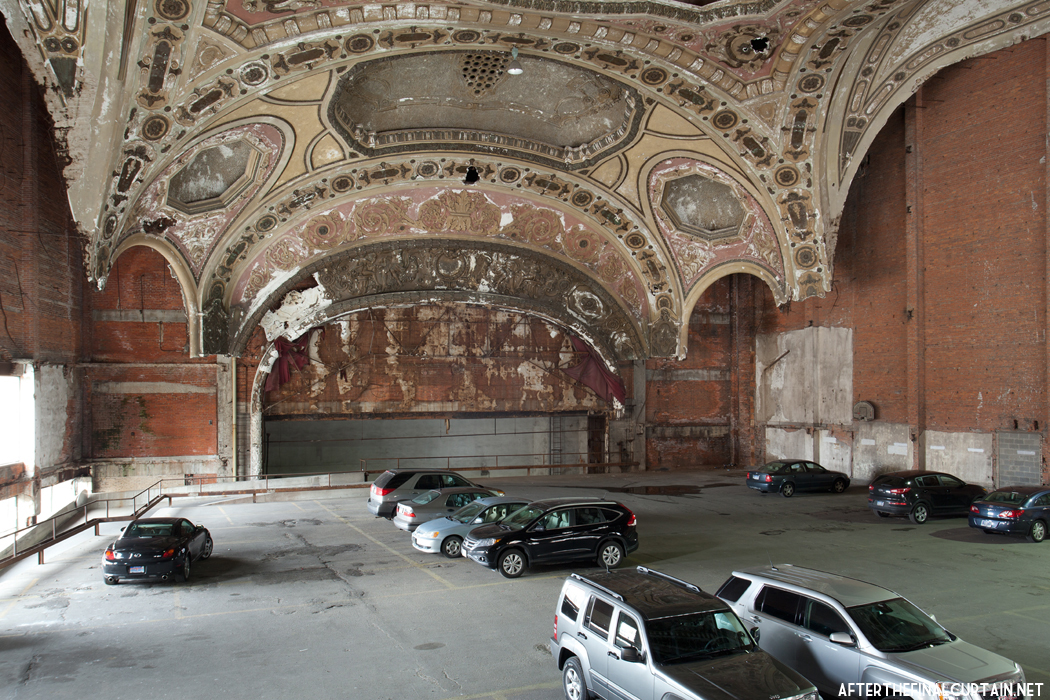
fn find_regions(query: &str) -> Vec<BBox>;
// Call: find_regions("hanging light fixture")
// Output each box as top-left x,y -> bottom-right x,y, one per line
507,46 -> 524,76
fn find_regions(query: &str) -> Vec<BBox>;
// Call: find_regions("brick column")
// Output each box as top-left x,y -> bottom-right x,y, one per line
904,91 -> 926,469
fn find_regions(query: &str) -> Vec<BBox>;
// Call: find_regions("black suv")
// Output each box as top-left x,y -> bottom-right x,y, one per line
462,497 -> 638,578
551,567 -> 817,700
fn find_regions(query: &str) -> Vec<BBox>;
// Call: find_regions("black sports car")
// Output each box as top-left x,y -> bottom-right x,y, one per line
102,517 -> 213,585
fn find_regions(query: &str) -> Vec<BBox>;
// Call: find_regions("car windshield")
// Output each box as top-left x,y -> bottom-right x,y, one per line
763,461 -> 788,473
125,522 -> 174,537
646,611 -> 755,664
984,491 -> 1028,505
500,505 -> 546,530
451,501 -> 487,523
846,597 -> 952,653
412,490 -> 441,505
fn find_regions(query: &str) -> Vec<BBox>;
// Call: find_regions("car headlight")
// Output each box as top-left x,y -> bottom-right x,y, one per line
420,531 -> 439,538
784,691 -> 819,700
475,537 -> 500,548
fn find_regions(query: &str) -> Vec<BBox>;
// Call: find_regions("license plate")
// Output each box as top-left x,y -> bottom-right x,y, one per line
875,500 -> 885,506
980,519 -> 998,528
129,566 -> 145,574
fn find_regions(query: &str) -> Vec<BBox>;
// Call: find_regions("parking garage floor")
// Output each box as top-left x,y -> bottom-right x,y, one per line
1,470 -> 1047,700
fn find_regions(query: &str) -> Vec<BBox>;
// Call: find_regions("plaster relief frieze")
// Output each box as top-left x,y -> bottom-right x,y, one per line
135,23 -> 186,111
230,189 -> 650,328
834,0 -> 1050,183
16,0 -> 87,101
305,240 -> 646,360
649,158 -> 785,298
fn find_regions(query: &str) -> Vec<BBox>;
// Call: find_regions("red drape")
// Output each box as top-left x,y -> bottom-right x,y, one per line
264,335 -> 309,392
562,336 -> 626,404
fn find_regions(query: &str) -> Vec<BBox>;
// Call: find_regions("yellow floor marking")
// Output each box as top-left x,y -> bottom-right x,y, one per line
217,506 -> 234,525
173,589 -> 183,619
291,502 -> 306,511
315,502 -> 455,588
0,578 -> 38,621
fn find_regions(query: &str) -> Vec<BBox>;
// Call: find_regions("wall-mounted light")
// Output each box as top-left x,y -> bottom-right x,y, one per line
507,47 -> 523,76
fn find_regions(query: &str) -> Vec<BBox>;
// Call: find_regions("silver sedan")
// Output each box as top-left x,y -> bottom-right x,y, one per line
392,487 -> 502,532
412,496 -> 529,557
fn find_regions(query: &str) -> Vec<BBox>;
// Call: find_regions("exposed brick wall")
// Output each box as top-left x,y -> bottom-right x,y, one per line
756,39 -> 1048,481
0,17 -> 85,498
645,275 -> 757,469
85,246 -> 219,461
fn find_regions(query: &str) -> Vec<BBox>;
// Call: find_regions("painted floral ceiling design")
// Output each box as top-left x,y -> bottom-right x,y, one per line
2,0 -> 1047,360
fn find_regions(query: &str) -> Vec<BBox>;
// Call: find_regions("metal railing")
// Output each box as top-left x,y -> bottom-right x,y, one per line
0,482 -> 171,569
1,457 -> 636,570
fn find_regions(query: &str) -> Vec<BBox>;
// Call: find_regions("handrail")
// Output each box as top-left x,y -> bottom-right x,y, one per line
1,458 -> 636,570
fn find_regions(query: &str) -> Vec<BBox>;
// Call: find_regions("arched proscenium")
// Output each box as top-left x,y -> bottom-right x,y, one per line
225,238 -> 647,365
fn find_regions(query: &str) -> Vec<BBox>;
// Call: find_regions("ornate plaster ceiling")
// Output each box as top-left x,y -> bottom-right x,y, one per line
2,0 -> 1047,363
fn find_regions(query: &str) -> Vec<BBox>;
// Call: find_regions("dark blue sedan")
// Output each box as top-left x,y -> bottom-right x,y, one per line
746,459 -> 850,497
969,486 -> 1050,542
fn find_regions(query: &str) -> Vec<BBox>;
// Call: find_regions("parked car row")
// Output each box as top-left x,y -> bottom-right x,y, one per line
552,564 -> 1026,700
368,468 -> 639,578
746,460 -> 1048,543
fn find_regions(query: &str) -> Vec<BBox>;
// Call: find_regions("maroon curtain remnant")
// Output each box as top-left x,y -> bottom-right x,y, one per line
264,335 -> 309,392
562,336 -> 627,404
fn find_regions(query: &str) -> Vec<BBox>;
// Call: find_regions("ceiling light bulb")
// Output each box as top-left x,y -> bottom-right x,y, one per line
507,47 -> 524,75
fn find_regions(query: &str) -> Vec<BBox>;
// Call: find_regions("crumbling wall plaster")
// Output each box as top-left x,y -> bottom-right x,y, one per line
756,326 -> 853,426
35,365 -> 73,470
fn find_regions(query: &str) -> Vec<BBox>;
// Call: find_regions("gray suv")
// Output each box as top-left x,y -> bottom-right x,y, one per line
366,468 -> 499,519
716,565 -> 1026,700
550,566 -> 818,700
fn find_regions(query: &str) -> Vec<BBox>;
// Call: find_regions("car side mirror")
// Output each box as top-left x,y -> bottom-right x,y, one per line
620,646 -> 642,663
829,632 -> 855,646
749,627 -> 760,642
473,516 -> 484,524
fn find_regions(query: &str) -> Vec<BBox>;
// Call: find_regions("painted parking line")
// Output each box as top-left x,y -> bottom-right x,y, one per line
0,579 -> 38,621
316,502 -> 455,588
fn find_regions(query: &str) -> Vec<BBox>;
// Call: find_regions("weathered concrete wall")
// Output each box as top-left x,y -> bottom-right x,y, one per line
756,326 -> 853,426
91,457 -> 225,494
853,422 -> 914,481
921,430 -> 994,487
36,365 -> 73,470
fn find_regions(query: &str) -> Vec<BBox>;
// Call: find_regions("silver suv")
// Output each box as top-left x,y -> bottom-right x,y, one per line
550,566 -> 818,700
366,468 -> 499,519
716,565 -> 1026,700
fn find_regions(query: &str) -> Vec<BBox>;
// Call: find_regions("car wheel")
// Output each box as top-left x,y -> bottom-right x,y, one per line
563,657 -> 589,700
498,549 -> 525,578
909,502 -> 930,525
1027,520 -> 1047,543
597,540 -> 624,569
201,536 -> 213,560
177,553 -> 191,582
441,536 -> 463,558
780,482 -> 795,498
832,478 -> 847,493
104,576 -> 118,585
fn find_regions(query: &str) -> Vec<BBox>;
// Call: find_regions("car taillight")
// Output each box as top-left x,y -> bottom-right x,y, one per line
764,475 -> 772,483
161,548 -> 176,560
868,484 -> 874,492
104,549 -> 116,562
888,487 -> 910,495
998,509 -> 1023,519
554,614 -> 558,638
374,486 -> 393,497
970,505 -> 980,514
624,507 -> 637,527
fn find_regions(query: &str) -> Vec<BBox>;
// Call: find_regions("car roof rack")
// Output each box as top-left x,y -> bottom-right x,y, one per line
636,566 -> 702,594
569,573 -> 624,601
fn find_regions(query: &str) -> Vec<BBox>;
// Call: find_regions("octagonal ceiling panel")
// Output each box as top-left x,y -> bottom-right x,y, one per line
328,51 -> 644,169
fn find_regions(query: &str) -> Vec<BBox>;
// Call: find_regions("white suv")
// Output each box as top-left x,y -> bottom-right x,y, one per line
716,565 -> 1026,700
550,566 -> 818,700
